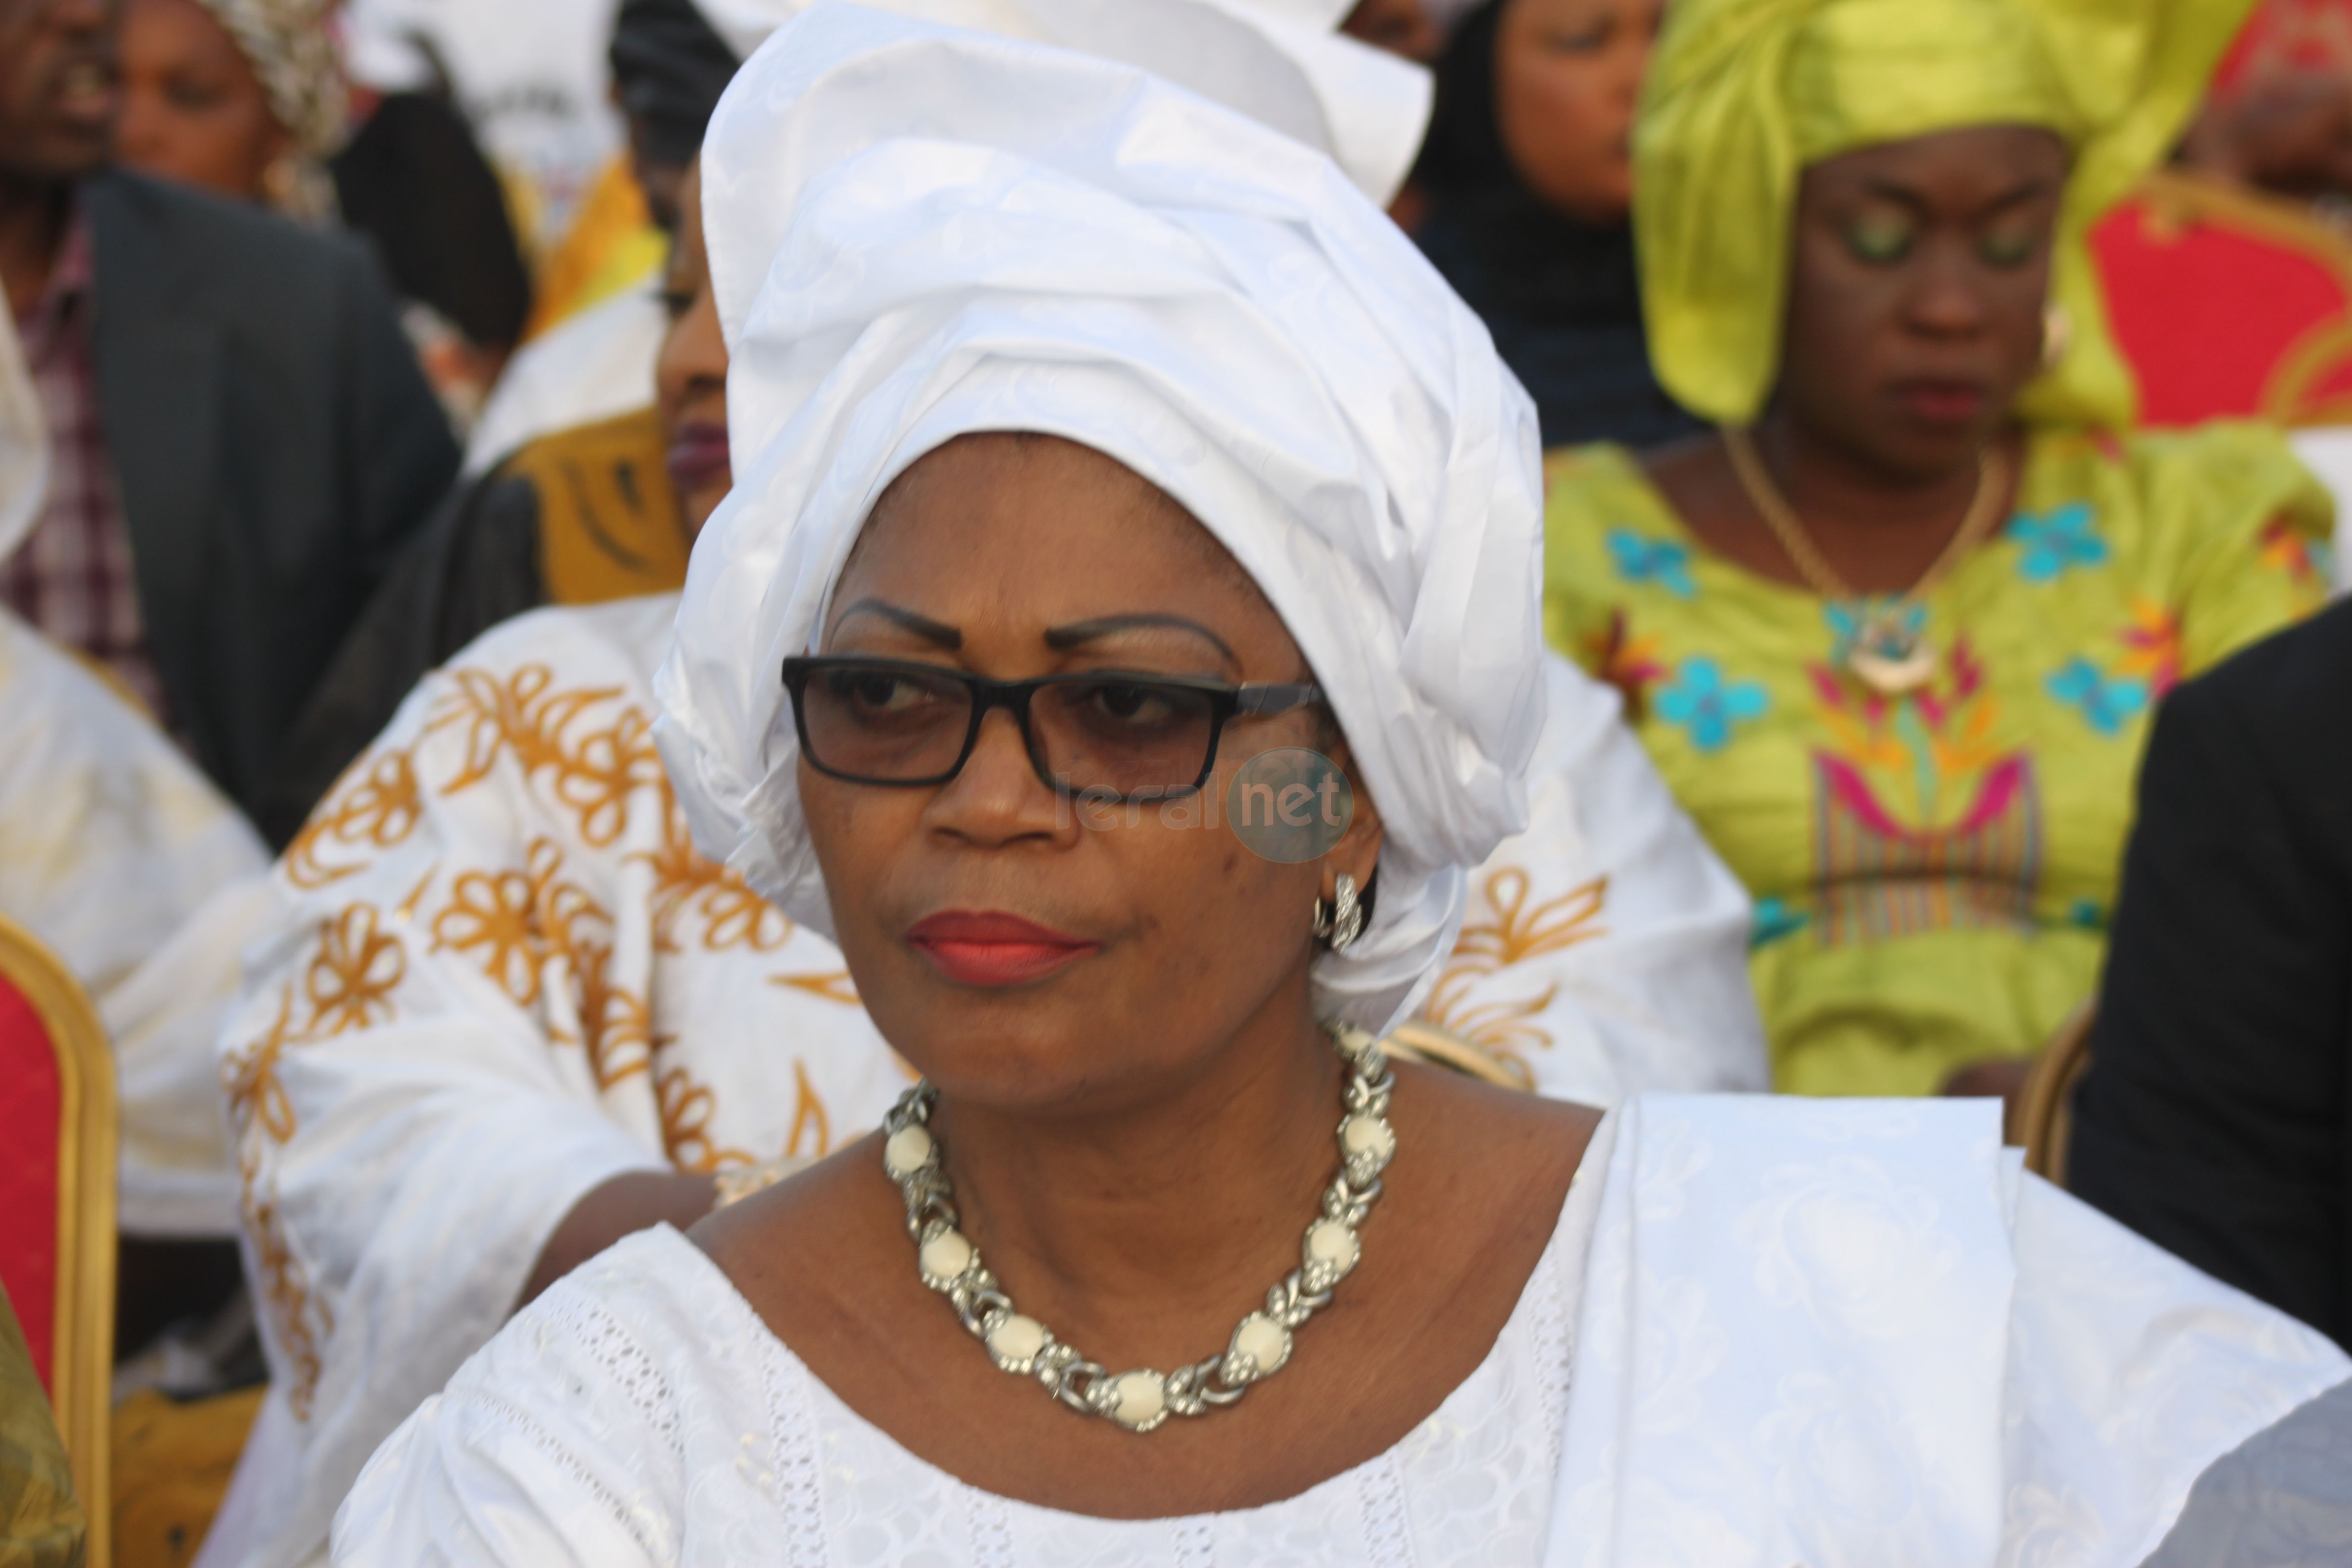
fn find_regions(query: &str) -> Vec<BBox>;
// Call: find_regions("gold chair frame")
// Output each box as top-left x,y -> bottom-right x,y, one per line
2015,1004 -> 2095,1185
0,911 -> 116,1566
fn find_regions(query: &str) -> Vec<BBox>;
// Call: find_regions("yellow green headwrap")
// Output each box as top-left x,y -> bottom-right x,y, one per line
1634,0 -> 2257,430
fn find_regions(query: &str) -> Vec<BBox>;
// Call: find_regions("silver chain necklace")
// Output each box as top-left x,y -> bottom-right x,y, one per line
880,1023 -> 1397,1433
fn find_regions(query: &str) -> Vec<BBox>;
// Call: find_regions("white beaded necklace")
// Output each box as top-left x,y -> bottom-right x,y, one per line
879,1023 -> 1398,1433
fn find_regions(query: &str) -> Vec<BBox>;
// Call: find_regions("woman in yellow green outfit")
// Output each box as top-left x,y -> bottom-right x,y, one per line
1543,0 -> 2336,1099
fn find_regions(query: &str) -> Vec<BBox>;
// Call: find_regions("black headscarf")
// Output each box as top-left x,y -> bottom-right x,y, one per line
1412,0 -> 1697,450
610,0 -> 743,170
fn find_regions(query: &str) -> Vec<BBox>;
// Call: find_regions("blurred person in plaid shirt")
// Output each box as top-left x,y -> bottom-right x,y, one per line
0,0 -> 455,841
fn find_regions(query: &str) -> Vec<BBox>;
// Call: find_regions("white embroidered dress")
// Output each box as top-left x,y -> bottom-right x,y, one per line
205,598 -> 1759,1568
332,1098 -> 2352,1568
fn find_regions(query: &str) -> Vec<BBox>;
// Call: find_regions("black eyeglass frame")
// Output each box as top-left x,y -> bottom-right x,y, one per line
780,654 -> 1325,800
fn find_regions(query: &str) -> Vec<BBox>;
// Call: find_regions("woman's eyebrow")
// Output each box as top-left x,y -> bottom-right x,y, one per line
1043,613 -> 1238,662
833,597 -> 963,648
1975,176 -> 2059,215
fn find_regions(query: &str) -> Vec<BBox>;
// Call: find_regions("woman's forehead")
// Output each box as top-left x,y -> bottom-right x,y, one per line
1803,123 -> 2070,201
833,434 -> 1287,654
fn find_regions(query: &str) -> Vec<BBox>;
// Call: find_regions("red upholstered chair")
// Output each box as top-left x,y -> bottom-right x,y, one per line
2095,170 -> 2352,428
0,911 -> 116,1567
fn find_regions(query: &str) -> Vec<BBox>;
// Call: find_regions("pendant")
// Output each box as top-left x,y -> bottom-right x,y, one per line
1845,608 -> 1939,695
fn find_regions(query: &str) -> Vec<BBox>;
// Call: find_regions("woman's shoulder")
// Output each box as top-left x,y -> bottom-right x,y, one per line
2033,421 -> 2333,549
1542,441 -> 1675,526
333,1226 -> 778,1563
489,1226 -> 771,1397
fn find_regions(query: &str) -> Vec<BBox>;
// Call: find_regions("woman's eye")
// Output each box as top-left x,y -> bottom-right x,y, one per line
1545,20 -> 1613,52
833,673 -> 925,712
1086,684 -> 1176,725
1977,228 -> 2039,268
167,79 -> 226,111
1841,216 -> 1915,266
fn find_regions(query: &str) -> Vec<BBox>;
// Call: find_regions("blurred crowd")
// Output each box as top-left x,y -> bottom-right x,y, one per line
4,0 -> 2352,1563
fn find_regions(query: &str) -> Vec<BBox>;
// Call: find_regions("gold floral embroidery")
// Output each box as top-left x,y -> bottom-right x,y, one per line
657,1063 -> 752,1173
221,986 -> 299,1145
304,905 -> 406,1036
569,940 -> 654,1090
1415,975 -> 1555,1087
637,798 -> 791,954
426,665 -> 665,846
433,864 -> 544,1005
1417,869 -> 1610,1078
784,1058 -> 831,1157
394,862 -> 439,922
240,1147 -> 332,1421
1452,870 -> 1609,970
432,839 -> 611,1008
773,971 -> 861,1006
285,747 -> 424,888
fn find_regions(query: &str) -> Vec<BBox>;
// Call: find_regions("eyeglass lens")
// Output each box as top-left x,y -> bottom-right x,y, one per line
799,663 -> 1221,795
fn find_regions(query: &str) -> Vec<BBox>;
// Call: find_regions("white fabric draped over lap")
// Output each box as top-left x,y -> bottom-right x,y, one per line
660,5 -> 1549,1033
327,1097 -> 2352,1566
1552,1098 -> 2350,1566
0,609 -> 271,1236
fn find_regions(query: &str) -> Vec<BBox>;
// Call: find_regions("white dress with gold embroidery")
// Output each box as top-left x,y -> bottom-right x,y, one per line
204,596 -> 908,1568
202,605 -> 1761,1568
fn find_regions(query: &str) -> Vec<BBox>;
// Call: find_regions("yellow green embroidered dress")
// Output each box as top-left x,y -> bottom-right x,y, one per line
1543,425 -> 2332,1095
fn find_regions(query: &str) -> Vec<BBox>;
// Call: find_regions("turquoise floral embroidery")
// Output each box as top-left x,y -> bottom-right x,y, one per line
1752,895 -> 1811,949
1656,657 -> 1768,752
2007,503 -> 2108,583
1607,529 -> 1697,599
2047,658 -> 2148,735
2068,898 -> 2106,931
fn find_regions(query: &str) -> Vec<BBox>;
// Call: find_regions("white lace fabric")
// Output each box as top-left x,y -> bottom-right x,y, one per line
333,1119 -> 1609,1568
333,1097 -> 2352,1568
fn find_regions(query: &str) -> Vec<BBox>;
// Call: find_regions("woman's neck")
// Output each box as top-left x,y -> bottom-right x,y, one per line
1745,411 -> 2015,595
925,985 -> 1345,1366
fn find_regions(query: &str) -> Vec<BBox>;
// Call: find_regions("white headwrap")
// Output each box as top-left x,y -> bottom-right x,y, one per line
689,0 -> 1432,203
654,2 -> 1543,1032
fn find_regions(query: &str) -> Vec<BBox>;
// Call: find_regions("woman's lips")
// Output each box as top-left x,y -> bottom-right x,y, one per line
1892,379 -> 1989,425
666,422 -> 732,497
904,910 -> 1102,987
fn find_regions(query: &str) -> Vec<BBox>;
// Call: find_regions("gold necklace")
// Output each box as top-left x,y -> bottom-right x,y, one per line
1721,426 -> 2009,696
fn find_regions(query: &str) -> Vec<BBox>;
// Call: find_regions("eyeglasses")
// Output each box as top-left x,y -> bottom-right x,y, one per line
781,655 -> 1324,800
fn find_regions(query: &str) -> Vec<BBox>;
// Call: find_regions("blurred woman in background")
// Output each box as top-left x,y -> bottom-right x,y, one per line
113,0 -> 530,429
113,0 -> 344,217
1413,0 -> 1692,448
1543,0 -> 2336,1103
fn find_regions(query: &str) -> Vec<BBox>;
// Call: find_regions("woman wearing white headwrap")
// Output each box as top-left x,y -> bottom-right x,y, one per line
207,15 -> 1751,1566
328,10 -> 2348,1565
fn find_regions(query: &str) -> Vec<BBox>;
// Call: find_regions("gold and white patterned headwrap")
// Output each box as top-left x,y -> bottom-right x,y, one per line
196,0 -> 350,219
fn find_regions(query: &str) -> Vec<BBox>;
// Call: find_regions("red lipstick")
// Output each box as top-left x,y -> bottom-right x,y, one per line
904,911 -> 1101,987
